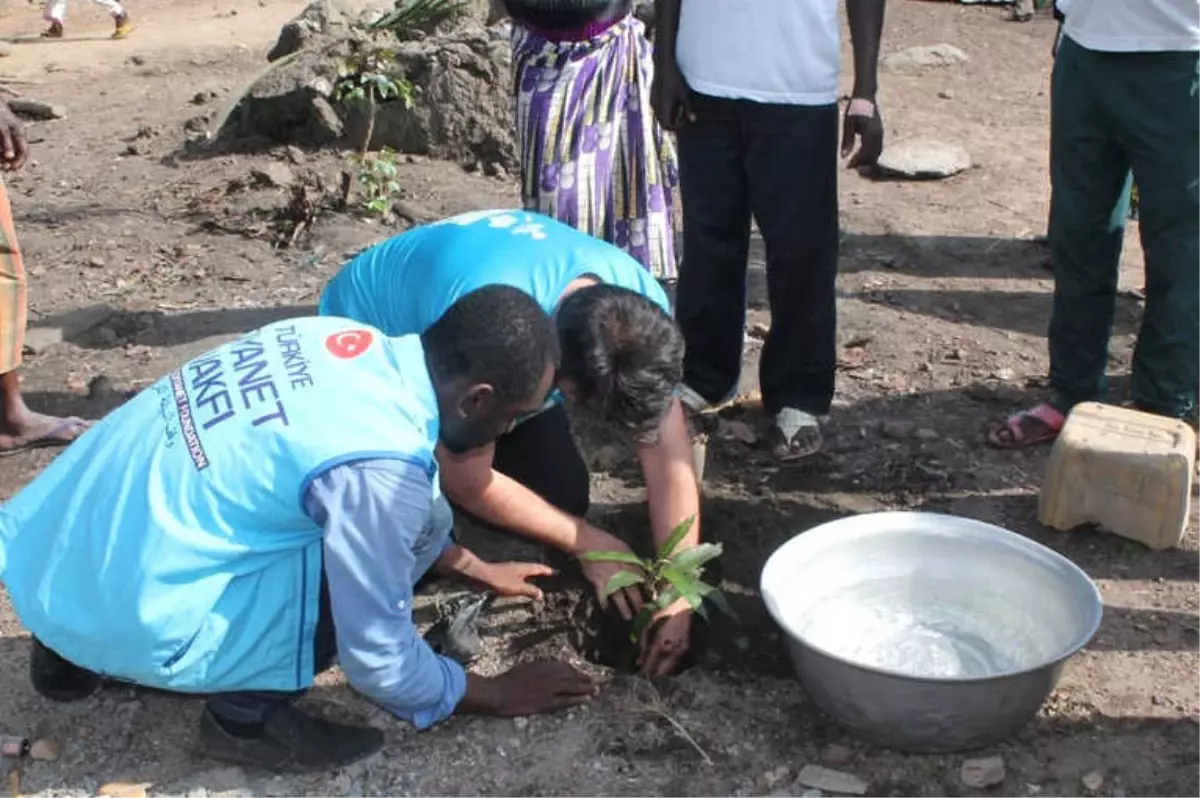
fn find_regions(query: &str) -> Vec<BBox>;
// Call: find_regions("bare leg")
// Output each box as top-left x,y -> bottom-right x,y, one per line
0,370 -> 89,453
0,180 -> 89,454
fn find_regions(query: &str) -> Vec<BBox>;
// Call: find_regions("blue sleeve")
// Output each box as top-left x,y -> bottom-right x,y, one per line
304,459 -> 467,730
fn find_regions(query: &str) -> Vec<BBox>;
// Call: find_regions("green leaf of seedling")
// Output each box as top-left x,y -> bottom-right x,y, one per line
661,567 -> 704,611
667,542 -> 723,575
580,550 -> 648,569
602,569 -> 645,598
695,581 -> 740,622
658,515 -> 696,560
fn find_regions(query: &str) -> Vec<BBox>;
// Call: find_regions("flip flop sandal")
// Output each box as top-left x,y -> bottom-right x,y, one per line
0,416 -> 90,458
770,408 -> 824,462
987,403 -> 1065,450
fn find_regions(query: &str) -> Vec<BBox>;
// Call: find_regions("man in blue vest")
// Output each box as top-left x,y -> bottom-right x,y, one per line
319,209 -> 701,678
0,286 -> 598,771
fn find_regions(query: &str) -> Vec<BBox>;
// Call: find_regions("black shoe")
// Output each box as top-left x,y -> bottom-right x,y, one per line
29,637 -> 104,702
199,703 -> 384,771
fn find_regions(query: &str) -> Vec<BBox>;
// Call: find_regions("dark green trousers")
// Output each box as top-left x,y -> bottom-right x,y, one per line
1048,36 -> 1199,419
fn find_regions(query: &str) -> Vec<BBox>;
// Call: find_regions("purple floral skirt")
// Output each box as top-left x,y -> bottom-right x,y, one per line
512,14 -> 678,279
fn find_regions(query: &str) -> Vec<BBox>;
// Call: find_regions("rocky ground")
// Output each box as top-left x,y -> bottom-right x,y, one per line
0,0 -> 1197,796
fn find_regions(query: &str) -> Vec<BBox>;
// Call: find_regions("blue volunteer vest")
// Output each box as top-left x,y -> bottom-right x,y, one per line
318,208 -> 672,335
318,209 -> 673,421
0,317 -> 439,694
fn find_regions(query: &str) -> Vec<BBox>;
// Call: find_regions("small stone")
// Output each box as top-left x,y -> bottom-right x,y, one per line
88,376 -> 117,400
820,743 -> 855,766
128,54 -> 147,66
796,765 -> 868,796
747,321 -> 770,340
718,418 -> 758,445
22,326 -> 63,355
960,756 -> 1006,789
28,738 -> 61,761
883,44 -> 969,73
262,777 -> 288,796
938,90 -> 954,100
123,142 -> 145,156
250,162 -> 296,189
881,420 -> 916,440
1081,770 -> 1104,792
513,716 -> 529,732
914,428 -> 940,441
191,91 -> 210,105
98,784 -> 149,798
89,256 -> 106,268
759,766 -> 791,791
183,115 -> 210,134
876,139 -> 972,180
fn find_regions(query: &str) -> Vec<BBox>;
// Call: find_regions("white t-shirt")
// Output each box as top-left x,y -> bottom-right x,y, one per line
675,0 -> 841,106
1058,0 -> 1200,52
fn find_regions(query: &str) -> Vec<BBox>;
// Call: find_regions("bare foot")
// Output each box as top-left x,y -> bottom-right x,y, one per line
0,412 -> 91,457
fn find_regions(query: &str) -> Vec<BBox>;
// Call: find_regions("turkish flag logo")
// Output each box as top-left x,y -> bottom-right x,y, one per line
325,329 -> 374,360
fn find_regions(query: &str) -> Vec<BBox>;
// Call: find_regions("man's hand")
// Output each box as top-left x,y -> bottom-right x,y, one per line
650,62 -> 693,132
479,561 -> 555,600
639,597 -> 693,677
0,100 -> 28,171
461,661 -> 598,717
841,98 -> 883,169
577,526 -> 645,621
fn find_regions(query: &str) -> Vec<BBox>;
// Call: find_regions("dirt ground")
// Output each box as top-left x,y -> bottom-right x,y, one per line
1,0 -> 1197,796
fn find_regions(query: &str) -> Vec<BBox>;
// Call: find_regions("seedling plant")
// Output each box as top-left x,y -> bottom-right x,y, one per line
581,515 -> 735,646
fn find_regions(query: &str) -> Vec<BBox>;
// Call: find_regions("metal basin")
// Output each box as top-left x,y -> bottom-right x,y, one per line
760,512 -> 1102,753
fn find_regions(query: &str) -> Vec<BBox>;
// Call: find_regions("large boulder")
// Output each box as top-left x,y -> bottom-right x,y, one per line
359,27 -> 515,169
217,25 -> 516,169
217,1 -> 516,168
267,0 -> 395,61
215,36 -> 355,149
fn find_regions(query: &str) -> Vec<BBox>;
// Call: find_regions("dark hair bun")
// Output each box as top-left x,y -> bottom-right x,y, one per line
501,0 -> 631,30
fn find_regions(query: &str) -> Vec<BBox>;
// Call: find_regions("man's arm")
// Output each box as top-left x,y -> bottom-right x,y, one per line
846,0 -> 886,103
437,442 -> 594,554
309,460 -> 599,723
842,0 -> 887,167
308,460 -> 466,730
650,0 -> 692,130
653,0 -> 682,68
437,442 -> 646,618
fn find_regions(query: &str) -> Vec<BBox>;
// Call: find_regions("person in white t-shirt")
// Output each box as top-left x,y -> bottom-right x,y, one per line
652,0 -> 885,462
990,0 -> 1199,447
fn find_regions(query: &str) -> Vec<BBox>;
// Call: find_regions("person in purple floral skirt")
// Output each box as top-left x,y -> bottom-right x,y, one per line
493,0 -> 678,280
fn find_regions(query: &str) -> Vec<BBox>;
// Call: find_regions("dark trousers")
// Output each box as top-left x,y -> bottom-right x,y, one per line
207,574 -> 337,724
674,92 -> 840,416
1048,37 -> 1200,419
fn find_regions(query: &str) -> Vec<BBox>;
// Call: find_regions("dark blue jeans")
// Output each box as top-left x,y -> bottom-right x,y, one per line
674,92 -> 840,416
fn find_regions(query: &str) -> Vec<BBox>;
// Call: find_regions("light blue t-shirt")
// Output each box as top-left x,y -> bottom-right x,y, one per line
318,209 -> 672,336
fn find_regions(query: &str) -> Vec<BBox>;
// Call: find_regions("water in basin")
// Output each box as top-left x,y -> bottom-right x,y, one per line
791,578 -> 1048,679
